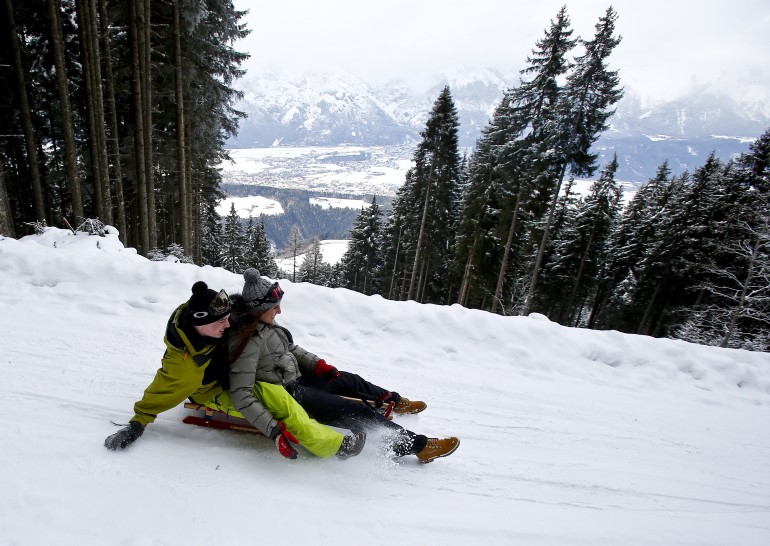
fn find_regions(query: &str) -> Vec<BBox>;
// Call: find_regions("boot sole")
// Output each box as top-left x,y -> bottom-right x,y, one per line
393,405 -> 427,415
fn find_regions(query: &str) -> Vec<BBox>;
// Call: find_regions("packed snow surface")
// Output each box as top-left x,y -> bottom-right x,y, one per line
1,228 -> 769,545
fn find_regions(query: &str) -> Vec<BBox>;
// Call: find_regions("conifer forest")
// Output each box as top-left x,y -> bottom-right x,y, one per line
1,3 -> 768,350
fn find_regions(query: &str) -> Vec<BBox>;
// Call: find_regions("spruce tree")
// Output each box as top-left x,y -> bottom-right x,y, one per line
539,156 -> 623,325
244,216 -> 277,277
338,197 -> 383,294
219,203 -> 246,273
452,96 -> 523,311
620,172 -> 690,336
453,139 -> 498,308
199,200 -> 223,267
0,0 -> 249,259
380,86 -> 461,303
466,7 -> 576,314
379,184 -> 413,300
589,161 -> 674,329
616,155 -> 731,337
523,6 -> 623,314
149,0 -> 248,257
285,226 -> 306,282
298,237 -> 331,286
675,132 -> 770,349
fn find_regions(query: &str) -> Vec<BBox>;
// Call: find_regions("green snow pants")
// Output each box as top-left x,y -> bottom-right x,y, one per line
205,381 -> 343,458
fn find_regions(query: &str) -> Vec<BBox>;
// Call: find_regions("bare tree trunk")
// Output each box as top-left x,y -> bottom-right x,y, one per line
75,0 -> 109,222
185,120 -> 200,262
388,224 -> 403,300
562,224 -> 597,323
173,1 -> 190,253
5,0 -> 45,223
129,0 -> 150,253
98,0 -> 127,240
87,0 -> 111,223
492,188 -> 524,313
586,279 -> 607,329
458,180 -> 492,306
399,248 -> 412,300
417,254 -> 430,303
524,163 -> 568,315
457,229 -> 480,306
0,162 -> 15,237
721,237 -> 760,348
408,163 -> 435,300
637,283 -> 662,336
47,0 -> 84,223
143,0 -> 156,250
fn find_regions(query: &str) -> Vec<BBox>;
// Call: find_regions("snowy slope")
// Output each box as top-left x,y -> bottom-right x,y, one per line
1,229 -> 769,545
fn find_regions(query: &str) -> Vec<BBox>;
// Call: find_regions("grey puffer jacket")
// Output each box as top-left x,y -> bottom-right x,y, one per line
228,321 -> 319,434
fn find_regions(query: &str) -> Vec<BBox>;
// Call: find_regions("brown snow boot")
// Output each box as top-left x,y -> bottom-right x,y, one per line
416,437 -> 460,464
392,397 -> 427,415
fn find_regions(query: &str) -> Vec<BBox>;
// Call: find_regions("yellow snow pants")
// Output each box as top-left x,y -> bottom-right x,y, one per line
205,382 -> 343,458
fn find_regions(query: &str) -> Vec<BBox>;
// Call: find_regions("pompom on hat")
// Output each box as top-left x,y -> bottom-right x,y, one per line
242,268 -> 283,314
186,281 -> 231,326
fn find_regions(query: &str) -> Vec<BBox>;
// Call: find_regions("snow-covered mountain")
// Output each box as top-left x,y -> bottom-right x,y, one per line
374,67 -> 516,147
594,89 -> 768,181
234,69 -> 417,147
230,68 -> 770,183
232,67 -> 512,149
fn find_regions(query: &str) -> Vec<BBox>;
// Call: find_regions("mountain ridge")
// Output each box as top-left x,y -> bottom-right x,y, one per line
230,68 -> 770,182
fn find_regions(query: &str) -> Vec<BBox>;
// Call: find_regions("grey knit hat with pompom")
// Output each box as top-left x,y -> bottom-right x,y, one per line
242,268 -> 283,313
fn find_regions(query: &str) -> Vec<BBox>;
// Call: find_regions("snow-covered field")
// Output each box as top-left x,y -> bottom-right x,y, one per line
215,195 -> 369,221
275,239 -> 350,271
221,145 -> 414,196
219,146 -> 638,210
216,195 -> 285,217
1,228 -> 769,545
309,196 -> 371,210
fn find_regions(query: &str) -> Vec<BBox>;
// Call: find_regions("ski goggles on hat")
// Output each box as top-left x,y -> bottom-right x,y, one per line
193,289 -> 231,319
209,289 -> 231,316
252,282 -> 284,308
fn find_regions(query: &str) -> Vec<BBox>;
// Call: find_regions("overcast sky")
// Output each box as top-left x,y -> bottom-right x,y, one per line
231,0 -> 770,103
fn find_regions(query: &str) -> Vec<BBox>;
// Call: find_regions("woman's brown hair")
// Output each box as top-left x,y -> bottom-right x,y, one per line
227,295 -> 266,364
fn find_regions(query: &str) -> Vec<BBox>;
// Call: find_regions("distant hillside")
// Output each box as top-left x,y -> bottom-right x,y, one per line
221,183 -> 392,251
230,68 -> 770,182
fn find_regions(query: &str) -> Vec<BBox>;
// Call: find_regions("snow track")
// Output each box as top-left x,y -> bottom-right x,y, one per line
1,229 -> 769,545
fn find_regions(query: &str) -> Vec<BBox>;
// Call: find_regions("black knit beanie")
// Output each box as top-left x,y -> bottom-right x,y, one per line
186,281 -> 230,325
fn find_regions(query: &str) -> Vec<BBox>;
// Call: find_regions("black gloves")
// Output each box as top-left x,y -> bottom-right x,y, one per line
104,421 -> 145,450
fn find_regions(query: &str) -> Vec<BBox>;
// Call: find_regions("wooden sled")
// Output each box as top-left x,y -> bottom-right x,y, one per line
182,403 -> 263,435
182,397 -> 394,434
348,398 -> 395,420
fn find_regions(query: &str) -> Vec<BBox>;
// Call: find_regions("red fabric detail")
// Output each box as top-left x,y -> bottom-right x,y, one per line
375,390 -> 392,403
277,421 -> 299,444
314,359 -> 340,380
